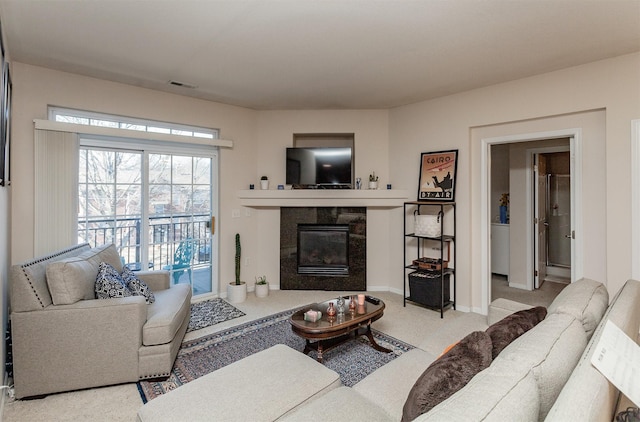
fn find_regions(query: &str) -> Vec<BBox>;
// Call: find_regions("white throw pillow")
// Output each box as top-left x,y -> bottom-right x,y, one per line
46,258 -> 98,305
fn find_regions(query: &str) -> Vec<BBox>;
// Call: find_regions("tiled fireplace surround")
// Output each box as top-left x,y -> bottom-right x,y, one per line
280,207 -> 367,290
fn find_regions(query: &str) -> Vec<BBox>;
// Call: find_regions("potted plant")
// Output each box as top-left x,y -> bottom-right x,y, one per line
260,175 -> 269,190
254,275 -> 269,298
227,233 -> 247,303
368,172 -> 379,190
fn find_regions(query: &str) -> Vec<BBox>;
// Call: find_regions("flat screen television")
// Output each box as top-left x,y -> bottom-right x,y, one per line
286,147 -> 352,188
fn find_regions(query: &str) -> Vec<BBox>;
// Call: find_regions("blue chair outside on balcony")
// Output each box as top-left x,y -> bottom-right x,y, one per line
163,239 -> 194,285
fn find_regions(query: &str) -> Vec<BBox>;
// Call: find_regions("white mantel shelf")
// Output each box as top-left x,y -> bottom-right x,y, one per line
237,189 -> 410,208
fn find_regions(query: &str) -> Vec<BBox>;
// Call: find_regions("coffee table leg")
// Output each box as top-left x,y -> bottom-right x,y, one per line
303,340 -> 313,356
364,325 -> 392,353
303,340 -> 325,363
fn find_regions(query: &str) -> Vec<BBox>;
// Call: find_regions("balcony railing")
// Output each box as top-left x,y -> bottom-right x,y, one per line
78,214 -> 212,270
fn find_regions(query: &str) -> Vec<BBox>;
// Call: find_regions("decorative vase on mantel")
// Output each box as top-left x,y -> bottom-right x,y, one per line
260,176 -> 269,190
368,172 -> 379,190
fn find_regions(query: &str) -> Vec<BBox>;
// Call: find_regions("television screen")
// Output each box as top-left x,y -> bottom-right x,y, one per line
286,147 -> 352,187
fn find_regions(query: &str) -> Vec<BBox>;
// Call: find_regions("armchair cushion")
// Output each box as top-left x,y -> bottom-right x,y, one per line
143,284 -> 191,346
95,262 -> 133,300
45,257 -> 98,305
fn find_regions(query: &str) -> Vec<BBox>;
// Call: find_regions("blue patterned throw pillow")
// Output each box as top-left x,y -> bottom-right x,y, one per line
95,262 -> 133,299
122,266 -> 155,304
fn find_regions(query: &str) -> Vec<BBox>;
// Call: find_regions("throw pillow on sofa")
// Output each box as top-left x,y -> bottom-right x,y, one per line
95,262 -> 133,299
46,258 -> 98,305
485,306 -> 547,359
401,331 -> 493,422
122,266 -> 155,304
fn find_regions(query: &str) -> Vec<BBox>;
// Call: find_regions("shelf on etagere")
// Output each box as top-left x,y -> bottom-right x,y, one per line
404,233 -> 455,242
405,298 -> 455,312
403,265 -> 455,274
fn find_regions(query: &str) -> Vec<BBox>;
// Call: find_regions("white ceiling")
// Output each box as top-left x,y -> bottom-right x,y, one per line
1,0 -> 639,110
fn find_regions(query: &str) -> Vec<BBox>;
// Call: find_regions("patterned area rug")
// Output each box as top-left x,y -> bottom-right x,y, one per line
137,307 -> 414,402
187,298 -> 245,332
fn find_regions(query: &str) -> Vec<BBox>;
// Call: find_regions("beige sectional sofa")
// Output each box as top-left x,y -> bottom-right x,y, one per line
9,243 -> 192,399
137,278 -> 640,421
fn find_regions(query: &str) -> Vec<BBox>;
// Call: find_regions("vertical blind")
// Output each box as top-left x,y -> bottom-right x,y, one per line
34,129 -> 79,255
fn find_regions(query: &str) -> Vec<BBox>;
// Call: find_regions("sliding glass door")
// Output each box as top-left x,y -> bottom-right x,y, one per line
78,145 -> 218,296
148,153 -> 214,294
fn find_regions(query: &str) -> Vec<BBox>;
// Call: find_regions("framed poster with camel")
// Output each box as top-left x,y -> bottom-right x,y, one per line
417,149 -> 458,202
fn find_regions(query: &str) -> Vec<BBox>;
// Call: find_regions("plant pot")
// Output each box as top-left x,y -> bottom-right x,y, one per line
227,281 -> 247,303
368,181 -> 378,190
260,180 -> 269,190
255,282 -> 269,298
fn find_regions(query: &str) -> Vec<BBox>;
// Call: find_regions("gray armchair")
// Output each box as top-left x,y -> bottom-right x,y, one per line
9,243 -> 191,399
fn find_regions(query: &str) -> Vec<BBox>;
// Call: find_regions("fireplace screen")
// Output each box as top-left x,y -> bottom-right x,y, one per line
297,224 -> 349,276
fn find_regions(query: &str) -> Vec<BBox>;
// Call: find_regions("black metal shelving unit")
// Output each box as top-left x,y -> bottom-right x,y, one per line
403,201 -> 456,318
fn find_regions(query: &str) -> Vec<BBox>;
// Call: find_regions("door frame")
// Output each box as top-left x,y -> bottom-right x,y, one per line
631,119 -> 640,279
480,128 -> 583,315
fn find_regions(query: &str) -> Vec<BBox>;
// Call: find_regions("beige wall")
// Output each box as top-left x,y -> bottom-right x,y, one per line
252,110 -> 393,291
9,64 -> 393,294
6,52 -> 640,314
10,63 -> 259,293
390,52 -> 640,312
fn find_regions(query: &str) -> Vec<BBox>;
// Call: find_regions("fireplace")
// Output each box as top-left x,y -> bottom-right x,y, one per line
297,224 -> 349,276
280,207 -> 366,290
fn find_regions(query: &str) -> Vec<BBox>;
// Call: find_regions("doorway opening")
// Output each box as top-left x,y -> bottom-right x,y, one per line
480,129 -> 583,314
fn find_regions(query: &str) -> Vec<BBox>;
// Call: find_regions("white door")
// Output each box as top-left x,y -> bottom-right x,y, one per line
533,155 -> 547,289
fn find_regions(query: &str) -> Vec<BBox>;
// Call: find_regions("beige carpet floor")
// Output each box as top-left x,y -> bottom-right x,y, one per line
3,286 -> 559,421
491,274 -> 567,307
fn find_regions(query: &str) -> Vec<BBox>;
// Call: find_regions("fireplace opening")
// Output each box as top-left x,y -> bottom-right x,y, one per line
297,224 -> 349,276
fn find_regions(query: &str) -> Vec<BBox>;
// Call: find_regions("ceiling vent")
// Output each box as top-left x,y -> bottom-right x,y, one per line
168,80 -> 198,89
